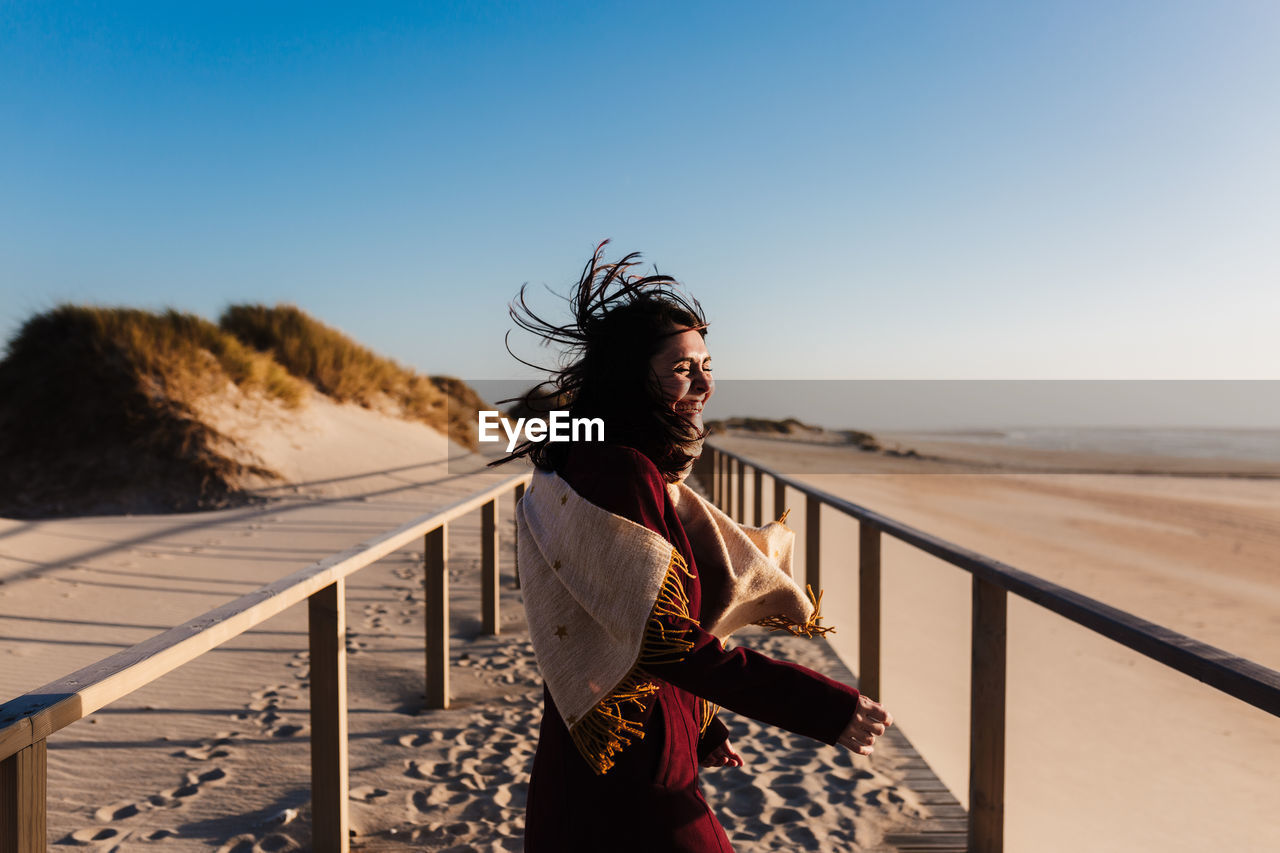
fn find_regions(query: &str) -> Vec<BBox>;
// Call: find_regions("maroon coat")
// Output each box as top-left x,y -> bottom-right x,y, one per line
523,443 -> 860,852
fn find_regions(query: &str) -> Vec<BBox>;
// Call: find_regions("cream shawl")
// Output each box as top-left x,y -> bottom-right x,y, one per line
516,467 -> 830,774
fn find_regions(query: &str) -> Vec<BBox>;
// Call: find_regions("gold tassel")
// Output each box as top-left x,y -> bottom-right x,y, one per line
568,548 -> 698,775
698,697 -> 721,734
753,584 -> 836,638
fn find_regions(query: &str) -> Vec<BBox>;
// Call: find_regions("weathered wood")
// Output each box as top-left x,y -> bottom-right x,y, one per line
969,576 -> 1007,853
773,476 -> 786,525
859,522 -> 882,701
513,483 -> 525,589
752,467 -> 764,527
0,471 -> 531,760
308,581 -> 349,853
481,499 -> 499,635
425,525 -> 450,710
0,739 -> 45,853
805,494 -> 821,593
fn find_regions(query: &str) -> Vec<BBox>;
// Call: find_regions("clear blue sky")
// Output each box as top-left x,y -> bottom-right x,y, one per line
3,0 -> 1277,386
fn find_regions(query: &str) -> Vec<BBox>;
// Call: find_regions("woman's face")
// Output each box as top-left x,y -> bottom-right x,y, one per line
649,328 -> 713,430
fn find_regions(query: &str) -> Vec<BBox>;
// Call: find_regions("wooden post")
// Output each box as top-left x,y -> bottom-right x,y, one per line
721,448 -> 732,507
805,493 -> 821,592
969,576 -> 1007,853
482,499 -> 499,636
425,524 -> 449,710
773,476 -> 786,525
735,458 -> 746,523
859,523 -> 882,701
0,739 -> 46,853
693,450 -> 710,497
709,451 -> 718,505
711,448 -> 721,502
752,467 -> 764,527
308,580 -> 349,853
513,483 -> 525,590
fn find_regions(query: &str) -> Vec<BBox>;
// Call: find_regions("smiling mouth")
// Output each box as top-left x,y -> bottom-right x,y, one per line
674,402 -> 704,414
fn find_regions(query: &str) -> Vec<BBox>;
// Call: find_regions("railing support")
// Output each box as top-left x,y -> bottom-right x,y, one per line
859,523 -> 881,701
720,451 -> 729,511
482,499 -> 499,635
805,493 -> 821,592
752,467 -> 764,527
712,450 -> 721,506
513,483 -> 525,589
773,476 -> 786,525
425,524 -> 450,710
0,739 -> 45,853
723,452 -> 732,513
308,580 -> 349,853
969,576 -> 1007,853
735,458 -> 746,523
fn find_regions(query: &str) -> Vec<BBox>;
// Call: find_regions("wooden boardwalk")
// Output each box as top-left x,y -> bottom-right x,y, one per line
877,727 -> 969,853
809,634 -> 967,853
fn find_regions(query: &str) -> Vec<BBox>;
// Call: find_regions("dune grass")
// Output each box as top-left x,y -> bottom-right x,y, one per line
0,305 -> 292,516
0,303 -> 490,517
219,304 -> 484,448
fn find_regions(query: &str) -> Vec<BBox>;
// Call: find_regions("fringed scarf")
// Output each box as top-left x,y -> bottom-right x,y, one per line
516,467 -> 831,775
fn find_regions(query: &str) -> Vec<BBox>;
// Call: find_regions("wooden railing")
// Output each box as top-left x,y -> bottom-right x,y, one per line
697,445 -> 1280,853
0,471 -> 530,853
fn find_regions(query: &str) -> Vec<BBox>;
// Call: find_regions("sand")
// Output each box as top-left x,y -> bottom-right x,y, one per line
0,402 -> 927,851
714,433 -> 1280,853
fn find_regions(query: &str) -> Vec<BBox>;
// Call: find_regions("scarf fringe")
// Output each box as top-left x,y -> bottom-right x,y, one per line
753,584 -> 837,638
568,548 -> 697,775
698,697 -> 721,734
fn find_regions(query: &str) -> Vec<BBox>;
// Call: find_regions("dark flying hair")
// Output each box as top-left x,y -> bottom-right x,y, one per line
492,240 -> 709,480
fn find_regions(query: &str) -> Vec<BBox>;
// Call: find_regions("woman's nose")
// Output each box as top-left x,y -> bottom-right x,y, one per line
691,367 -> 713,396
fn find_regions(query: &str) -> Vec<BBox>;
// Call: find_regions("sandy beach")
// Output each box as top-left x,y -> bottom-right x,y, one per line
713,433 -> 1280,853
0,406 -> 931,851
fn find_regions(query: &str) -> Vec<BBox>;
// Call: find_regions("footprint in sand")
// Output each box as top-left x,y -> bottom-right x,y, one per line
178,732 -> 240,761
350,786 -> 390,802
216,833 -> 277,853
93,801 -> 140,822
285,651 -> 309,680
397,730 -> 448,749
78,767 -> 230,845
67,827 -> 123,845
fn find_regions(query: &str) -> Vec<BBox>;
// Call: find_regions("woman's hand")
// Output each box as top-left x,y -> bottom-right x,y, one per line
700,739 -> 744,768
837,695 -> 893,756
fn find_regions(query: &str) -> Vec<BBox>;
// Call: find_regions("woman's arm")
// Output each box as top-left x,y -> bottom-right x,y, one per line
563,443 -> 870,749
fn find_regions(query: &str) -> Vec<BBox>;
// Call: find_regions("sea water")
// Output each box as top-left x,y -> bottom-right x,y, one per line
891,427 -> 1280,463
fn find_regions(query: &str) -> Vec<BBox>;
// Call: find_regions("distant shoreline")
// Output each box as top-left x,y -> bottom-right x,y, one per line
712,426 -> 1280,479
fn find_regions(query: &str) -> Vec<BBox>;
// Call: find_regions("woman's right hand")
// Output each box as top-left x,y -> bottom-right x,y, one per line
837,695 -> 893,756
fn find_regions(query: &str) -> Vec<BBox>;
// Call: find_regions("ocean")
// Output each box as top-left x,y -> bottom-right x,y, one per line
888,427 -> 1280,463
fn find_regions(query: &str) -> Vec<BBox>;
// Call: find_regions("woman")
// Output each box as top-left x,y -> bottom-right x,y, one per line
496,243 -> 892,852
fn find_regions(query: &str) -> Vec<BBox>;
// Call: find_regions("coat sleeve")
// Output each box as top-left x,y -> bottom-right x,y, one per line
563,444 -> 860,748
697,714 -> 730,761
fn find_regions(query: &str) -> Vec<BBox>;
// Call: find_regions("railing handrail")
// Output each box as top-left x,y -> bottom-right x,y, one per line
0,470 -> 532,763
707,442 -> 1280,717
